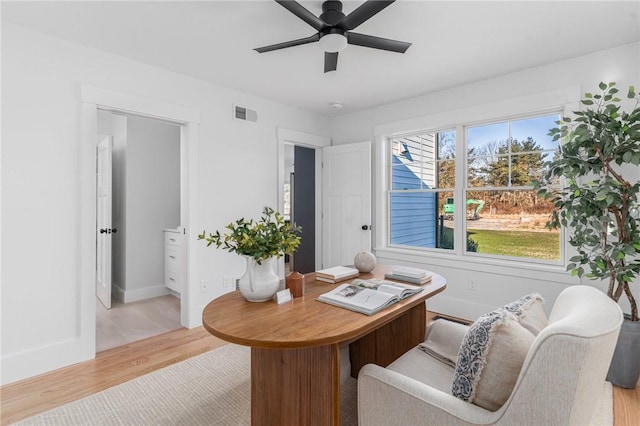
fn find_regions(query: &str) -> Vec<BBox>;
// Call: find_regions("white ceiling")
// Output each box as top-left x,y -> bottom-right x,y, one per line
2,1 -> 639,116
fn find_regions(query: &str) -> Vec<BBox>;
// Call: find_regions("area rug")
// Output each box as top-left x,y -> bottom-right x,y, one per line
15,344 -> 611,425
15,344 -> 358,425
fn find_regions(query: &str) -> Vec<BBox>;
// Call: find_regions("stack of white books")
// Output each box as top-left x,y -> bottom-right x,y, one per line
384,266 -> 432,285
315,266 -> 360,283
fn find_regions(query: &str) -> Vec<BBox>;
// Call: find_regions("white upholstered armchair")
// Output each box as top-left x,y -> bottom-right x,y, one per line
357,286 -> 623,426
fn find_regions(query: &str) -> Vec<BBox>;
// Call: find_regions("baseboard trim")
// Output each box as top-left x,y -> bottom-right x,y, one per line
1,338 -> 85,385
112,283 -> 125,303
112,283 -> 169,303
426,294 -> 493,322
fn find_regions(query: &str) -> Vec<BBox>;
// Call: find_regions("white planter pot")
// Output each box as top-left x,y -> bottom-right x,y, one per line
238,255 -> 280,302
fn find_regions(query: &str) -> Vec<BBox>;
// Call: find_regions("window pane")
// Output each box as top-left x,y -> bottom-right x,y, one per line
438,130 -> 456,160
538,151 -> 562,186
391,135 -> 436,190
437,159 -> 456,189
391,157 -> 429,190
389,130 -> 456,251
467,155 -> 506,187
510,152 -> 548,185
510,115 -> 558,151
439,216 -> 456,250
390,192 -> 454,250
465,190 -> 559,261
467,123 -> 508,156
467,115 -> 557,188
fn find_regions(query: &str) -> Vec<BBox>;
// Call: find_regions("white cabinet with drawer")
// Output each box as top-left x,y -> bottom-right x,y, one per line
164,229 -> 185,294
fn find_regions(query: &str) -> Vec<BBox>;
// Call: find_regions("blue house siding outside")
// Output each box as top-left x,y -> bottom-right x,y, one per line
390,153 -> 437,248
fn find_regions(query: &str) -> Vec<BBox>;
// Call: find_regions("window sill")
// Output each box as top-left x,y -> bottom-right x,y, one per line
374,246 -> 577,285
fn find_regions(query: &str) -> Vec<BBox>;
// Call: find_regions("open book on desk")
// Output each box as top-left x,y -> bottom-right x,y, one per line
317,279 -> 423,315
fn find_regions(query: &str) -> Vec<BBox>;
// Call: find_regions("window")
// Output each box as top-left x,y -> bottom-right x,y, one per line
388,113 -> 561,262
389,130 -> 456,250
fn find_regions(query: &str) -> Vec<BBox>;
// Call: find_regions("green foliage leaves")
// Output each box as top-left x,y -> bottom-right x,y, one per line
198,207 -> 302,264
535,82 -> 640,321
482,137 -> 547,187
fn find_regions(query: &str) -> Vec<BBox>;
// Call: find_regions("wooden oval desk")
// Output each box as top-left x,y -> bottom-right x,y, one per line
202,265 -> 446,426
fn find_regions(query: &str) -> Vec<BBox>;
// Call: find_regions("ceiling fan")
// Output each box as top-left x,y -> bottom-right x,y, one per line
254,0 -> 412,73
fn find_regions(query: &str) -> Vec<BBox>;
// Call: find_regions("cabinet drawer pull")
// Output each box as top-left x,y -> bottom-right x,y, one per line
169,255 -> 176,259
169,278 -> 175,282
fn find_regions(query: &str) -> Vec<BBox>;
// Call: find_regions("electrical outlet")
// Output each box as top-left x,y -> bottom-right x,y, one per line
223,276 -> 233,288
469,280 -> 477,291
200,281 -> 209,293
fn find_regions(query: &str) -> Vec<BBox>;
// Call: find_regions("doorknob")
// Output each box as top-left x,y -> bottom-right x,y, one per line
362,225 -> 371,231
112,228 -> 118,234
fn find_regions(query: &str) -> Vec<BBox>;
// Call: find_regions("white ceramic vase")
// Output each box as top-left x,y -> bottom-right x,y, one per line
238,255 -> 280,302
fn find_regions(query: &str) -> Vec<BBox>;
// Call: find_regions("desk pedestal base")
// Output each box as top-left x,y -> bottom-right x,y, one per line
249,303 -> 426,425
251,345 -> 340,426
350,302 -> 426,377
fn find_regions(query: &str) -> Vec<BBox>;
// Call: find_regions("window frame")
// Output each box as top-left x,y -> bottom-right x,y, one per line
462,111 -> 564,263
384,109 -> 566,266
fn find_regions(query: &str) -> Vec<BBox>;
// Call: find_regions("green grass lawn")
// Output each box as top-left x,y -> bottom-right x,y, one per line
466,229 -> 560,260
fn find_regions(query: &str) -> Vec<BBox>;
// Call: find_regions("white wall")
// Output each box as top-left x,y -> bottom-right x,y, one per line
330,43 -> 640,146
125,115 -> 180,299
330,42 -> 640,321
0,22 -> 328,385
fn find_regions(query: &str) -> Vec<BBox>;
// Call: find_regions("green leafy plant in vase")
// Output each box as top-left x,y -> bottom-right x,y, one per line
535,82 -> 640,388
198,207 -> 301,302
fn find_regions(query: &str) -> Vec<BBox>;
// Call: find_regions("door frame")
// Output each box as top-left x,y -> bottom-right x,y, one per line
80,85 -> 200,360
277,128 -> 330,276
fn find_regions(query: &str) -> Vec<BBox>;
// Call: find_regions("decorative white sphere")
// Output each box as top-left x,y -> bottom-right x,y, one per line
354,251 -> 376,273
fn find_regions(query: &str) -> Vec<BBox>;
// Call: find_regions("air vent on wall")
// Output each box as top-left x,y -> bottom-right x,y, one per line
234,105 -> 258,123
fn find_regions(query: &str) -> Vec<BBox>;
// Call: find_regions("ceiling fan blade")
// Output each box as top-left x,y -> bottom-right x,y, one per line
347,32 -> 411,53
324,52 -> 338,73
275,0 -> 325,31
339,0 -> 395,30
255,33 -> 321,53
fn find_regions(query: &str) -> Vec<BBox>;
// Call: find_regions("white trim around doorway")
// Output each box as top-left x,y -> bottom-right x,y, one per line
276,128 -> 330,277
80,85 -> 200,361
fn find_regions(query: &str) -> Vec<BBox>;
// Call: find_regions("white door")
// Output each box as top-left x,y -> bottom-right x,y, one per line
322,141 -> 372,268
96,135 -> 113,309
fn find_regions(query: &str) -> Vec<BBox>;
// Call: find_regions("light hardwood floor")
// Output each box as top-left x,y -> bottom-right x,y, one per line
1,323 -> 638,425
0,327 -> 226,425
96,294 -> 181,352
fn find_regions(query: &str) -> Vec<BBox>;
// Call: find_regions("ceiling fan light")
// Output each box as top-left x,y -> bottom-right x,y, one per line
319,33 -> 347,52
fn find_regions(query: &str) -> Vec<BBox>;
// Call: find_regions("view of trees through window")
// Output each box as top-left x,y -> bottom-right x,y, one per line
389,113 -> 561,261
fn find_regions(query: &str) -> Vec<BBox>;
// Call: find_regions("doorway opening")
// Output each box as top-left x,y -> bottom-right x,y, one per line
80,85 -> 200,362
277,128 -> 328,276
284,144 -> 317,274
95,110 -> 183,352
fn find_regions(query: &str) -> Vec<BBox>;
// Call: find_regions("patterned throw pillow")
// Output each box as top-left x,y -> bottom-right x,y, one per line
501,293 -> 547,335
451,309 -> 535,411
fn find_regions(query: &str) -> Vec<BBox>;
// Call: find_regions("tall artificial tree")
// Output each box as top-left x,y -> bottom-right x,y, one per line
536,82 -> 640,321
